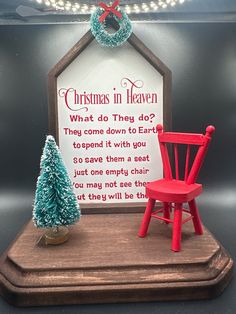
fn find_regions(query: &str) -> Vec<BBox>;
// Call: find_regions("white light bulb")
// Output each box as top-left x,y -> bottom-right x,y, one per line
150,1 -> 156,8
125,5 -> 131,14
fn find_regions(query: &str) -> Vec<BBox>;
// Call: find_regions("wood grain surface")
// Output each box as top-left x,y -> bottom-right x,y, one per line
0,213 -> 233,306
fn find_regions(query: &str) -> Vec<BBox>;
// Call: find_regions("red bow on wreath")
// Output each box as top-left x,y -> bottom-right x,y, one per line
98,0 -> 122,23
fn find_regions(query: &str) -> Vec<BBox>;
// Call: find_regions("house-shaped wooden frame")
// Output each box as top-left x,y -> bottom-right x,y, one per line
47,29 -> 172,213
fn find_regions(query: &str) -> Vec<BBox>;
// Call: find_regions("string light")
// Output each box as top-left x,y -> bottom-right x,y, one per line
34,0 -> 188,15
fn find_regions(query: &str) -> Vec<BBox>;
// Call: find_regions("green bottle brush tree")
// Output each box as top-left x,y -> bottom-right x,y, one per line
33,135 -> 80,245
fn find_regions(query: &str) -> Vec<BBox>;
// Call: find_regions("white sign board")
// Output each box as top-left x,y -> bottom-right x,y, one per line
56,40 -> 167,205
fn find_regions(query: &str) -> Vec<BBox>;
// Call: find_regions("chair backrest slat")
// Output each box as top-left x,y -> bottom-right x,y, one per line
186,145 -> 209,184
159,142 -> 172,180
184,144 -> 190,181
156,124 -> 215,184
174,144 -> 179,180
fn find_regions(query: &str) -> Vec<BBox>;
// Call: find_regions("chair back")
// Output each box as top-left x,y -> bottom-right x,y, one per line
157,124 -> 215,184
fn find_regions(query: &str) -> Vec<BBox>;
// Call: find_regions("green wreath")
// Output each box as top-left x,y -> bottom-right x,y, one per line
90,7 -> 132,48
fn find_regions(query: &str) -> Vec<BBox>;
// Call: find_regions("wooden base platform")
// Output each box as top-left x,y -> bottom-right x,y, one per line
0,213 -> 233,306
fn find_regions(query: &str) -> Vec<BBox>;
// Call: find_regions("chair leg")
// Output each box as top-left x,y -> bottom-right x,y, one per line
188,199 -> 203,235
138,198 -> 156,237
172,203 -> 183,252
163,202 -> 170,224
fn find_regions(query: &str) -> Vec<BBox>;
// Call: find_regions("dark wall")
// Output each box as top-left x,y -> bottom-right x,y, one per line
0,23 -> 236,190
0,22 -> 235,313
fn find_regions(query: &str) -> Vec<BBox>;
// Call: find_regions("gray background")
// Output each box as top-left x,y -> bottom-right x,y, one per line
0,0 -> 236,312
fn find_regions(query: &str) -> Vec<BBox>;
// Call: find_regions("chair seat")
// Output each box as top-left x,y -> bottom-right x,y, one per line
146,179 -> 202,203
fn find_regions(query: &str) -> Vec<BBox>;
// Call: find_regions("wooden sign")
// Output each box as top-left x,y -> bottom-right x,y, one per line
48,31 -> 171,210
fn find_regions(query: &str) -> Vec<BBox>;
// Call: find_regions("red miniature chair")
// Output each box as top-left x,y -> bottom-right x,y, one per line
138,124 -> 215,252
